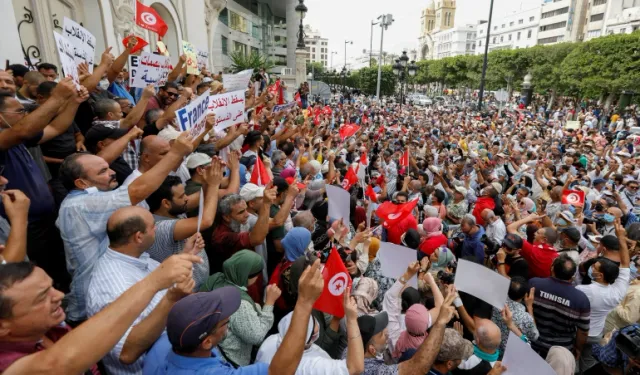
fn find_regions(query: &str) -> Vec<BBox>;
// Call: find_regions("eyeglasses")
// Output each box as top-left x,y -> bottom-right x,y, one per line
0,108 -> 27,114
166,92 -> 179,98
629,186 -> 639,191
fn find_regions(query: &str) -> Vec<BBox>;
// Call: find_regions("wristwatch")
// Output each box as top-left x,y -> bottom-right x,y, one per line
497,262 -> 506,266
399,276 -> 407,283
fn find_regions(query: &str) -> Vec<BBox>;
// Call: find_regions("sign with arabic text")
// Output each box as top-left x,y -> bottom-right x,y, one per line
207,90 -> 246,131
222,69 -> 253,92
177,91 -> 210,139
53,31 -> 80,88
128,52 -> 171,88
197,49 -> 209,71
181,40 -> 199,75
63,17 -> 96,73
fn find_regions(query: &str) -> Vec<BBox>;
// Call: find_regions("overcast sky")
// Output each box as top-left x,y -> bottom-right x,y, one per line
304,0 -> 540,68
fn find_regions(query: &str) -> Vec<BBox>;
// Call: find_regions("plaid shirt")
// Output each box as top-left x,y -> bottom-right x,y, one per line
121,140 -> 140,171
56,186 -> 132,321
593,324 -> 640,369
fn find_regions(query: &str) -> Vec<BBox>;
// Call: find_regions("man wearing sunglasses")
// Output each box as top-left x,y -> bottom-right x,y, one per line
619,180 -> 640,215
139,82 -> 180,128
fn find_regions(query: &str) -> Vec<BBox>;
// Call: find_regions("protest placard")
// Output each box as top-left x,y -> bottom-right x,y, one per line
182,40 -> 199,75
128,52 -> 171,88
378,242 -> 418,288
207,90 -> 246,131
53,32 -> 80,87
197,48 -> 209,71
502,332 -> 556,375
176,91 -> 210,139
454,259 -> 510,309
273,102 -> 297,113
63,17 -> 96,73
326,185 -> 351,223
222,70 -> 253,92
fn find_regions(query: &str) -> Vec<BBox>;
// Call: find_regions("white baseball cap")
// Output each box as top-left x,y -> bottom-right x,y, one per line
240,183 -> 265,202
186,153 -> 212,169
158,126 -> 181,142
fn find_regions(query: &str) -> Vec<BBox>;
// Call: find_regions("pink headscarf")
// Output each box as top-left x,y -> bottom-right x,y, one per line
392,304 -> 431,358
519,197 -> 535,215
280,168 -> 296,179
422,217 -> 443,239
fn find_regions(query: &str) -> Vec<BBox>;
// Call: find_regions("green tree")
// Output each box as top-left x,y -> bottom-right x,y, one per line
229,51 -> 274,73
306,61 -> 325,75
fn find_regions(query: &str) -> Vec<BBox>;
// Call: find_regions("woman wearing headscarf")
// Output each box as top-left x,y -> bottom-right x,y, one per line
430,246 -> 456,271
200,250 -> 279,366
383,259 -> 444,354
418,217 -> 448,259
545,346 -> 575,375
270,227 -> 312,313
391,304 -> 431,359
352,277 -> 379,316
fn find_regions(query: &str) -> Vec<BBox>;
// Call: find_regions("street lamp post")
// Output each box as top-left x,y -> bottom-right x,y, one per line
392,51 -> 417,105
330,51 -> 337,70
295,0 -> 308,49
344,40 -> 353,70
294,0 -> 308,88
376,14 -> 394,99
477,0 -> 495,110
522,73 -> 533,106
370,20 -> 380,68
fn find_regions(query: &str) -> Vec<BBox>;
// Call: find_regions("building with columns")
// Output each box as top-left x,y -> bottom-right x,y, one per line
2,0 -> 305,78
418,0 -> 457,60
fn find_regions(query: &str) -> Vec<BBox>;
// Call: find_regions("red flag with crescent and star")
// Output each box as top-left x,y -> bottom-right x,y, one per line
313,248 -> 351,318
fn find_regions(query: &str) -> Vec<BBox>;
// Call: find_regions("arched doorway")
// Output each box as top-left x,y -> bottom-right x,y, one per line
421,44 -> 430,60
149,1 -> 181,58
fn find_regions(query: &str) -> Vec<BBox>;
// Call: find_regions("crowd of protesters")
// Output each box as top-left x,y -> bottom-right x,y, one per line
0,41 -> 639,375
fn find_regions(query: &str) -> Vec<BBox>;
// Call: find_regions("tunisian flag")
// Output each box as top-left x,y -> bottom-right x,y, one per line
365,185 -> 378,203
376,198 -> 419,228
135,1 -> 168,37
562,189 -> 585,207
250,156 -> 271,186
399,149 -> 410,168
339,124 -> 360,141
313,248 -> 351,318
295,92 -> 302,107
341,167 -> 359,191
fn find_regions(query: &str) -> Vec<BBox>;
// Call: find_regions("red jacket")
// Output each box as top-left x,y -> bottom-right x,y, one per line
472,196 -> 495,226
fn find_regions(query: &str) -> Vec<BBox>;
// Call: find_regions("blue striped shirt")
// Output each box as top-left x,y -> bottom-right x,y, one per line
56,186 -> 132,321
87,248 -> 166,375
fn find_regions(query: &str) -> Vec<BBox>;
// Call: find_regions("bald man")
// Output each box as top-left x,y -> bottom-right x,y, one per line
86,206 -> 198,374
16,71 -> 44,105
454,319 -> 502,375
481,208 -> 506,246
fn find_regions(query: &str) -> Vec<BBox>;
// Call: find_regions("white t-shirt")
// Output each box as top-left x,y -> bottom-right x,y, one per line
576,267 -> 631,337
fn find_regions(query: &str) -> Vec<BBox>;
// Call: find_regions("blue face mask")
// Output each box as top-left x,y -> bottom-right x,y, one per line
603,213 -> 615,223
588,266 -> 595,280
556,219 -> 568,227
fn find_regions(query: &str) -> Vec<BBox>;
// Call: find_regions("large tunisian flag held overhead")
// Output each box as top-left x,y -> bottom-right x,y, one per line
376,198 -> 419,228
313,248 -> 351,318
135,1 -> 168,37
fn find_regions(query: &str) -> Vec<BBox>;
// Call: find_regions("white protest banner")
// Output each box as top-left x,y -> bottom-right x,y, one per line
63,17 -> 96,73
326,185 -> 351,223
176,91 -> 210,139
196,188 -> 204,232
128,52 -> 171,88
273,102 -> 297,113
197,48 -> 209,71
182,40 -> 199,75
454,259 -> 510,309
207,90 -> 246,131
53,32 -> 80,87
502,332 -> 556,375
222,70 -> 253,92
378,242 -> 418,288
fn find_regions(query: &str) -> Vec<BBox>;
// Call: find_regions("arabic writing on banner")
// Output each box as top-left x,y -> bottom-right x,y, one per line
129,53 -> 171,88
222,70 -> 253,92
273,102 -> 296,113
63,17 -> 96,73
181,40 -> 199,75
197,49 -> 208,71
207,90 -> 246,131
53,31 -> 80,88
177,91 -> 210,139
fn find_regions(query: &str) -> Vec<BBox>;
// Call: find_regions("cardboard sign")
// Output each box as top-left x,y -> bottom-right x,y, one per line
222,70 -> 253,92
502,332 -> 556,375
378,242 -> 418,288
197,48 -> 209,71
62,17 -> 96,73
53,31 -> 80,87
326,185 -> 351,223
176,90 -> 210,139
181,40 -> 199,75
207,90 -> 246,131
156,41 -> 170,56
273,102 -> 297,113
128,53 -> 171,88
454,259 -> 510,309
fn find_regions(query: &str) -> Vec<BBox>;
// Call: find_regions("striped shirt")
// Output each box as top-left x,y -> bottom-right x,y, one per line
87,248 -> 166,375
56,186 -> 132,321
529,277 -> 591,357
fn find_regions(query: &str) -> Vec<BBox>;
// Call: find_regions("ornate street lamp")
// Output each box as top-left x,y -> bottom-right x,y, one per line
295,0 -> 308,49
392,59 -> 402,75
392,52 -> 417,105
399,50 -> 409,68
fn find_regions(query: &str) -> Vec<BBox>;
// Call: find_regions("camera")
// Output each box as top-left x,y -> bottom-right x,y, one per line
481,234 -> 501,256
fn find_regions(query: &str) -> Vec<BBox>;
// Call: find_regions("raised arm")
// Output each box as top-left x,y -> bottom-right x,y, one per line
249,184 -> 277,247
3,254 -> 201,375
128,132 -> 194,206
344,289 -> 365,375
218,150 -> 240,196
0,78 -> 74,150
616,220 -> 630,268
107,42 -> 133,83
167,54 -> 186,83
0,190 -> 29,262
80,48 -> 114,93
506,213 -> 541,234
96,127 -> 142,164
39,86 -> 88,144
120,85 -> 154,129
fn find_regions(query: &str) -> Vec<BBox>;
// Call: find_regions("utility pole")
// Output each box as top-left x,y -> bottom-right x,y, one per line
370,20 -> 380,68
477,0 -> 495,110
376,14 -> 393,100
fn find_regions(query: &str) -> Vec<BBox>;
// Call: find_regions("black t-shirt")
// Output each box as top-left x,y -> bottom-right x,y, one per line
507,256 -> 529,279
110,156 -> 133,186
40,122 -> 80,159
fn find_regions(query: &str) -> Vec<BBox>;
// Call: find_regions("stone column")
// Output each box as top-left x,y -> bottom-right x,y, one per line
204,0 -> 226,72
1,0 -> 28,64
286,0 -> 301,70
295,48 -> 306,87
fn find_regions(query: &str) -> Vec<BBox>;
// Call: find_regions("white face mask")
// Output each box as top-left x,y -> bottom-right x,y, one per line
98,79 -> 110,90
